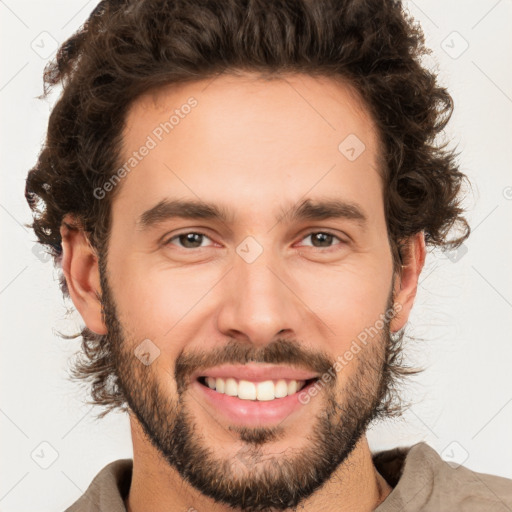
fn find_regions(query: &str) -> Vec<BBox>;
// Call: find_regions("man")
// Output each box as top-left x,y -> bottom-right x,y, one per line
25,0 -> 512,511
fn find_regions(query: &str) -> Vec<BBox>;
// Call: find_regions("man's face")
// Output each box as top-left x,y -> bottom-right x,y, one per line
100,73 -> 400,510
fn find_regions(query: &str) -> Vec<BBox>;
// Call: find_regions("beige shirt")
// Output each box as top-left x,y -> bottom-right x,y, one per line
65,442 -> 512,511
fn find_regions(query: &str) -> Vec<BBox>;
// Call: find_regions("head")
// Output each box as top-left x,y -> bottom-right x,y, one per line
26,0 -> 470,510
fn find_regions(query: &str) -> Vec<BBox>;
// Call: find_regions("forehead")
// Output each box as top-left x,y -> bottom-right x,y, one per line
116,72 -> 383,227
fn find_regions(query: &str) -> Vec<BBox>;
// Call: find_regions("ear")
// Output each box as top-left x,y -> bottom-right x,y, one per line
59,215 -> 107,335
390,231 -> 426,333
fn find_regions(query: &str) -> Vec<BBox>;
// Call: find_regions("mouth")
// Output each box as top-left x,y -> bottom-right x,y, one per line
197,376 -> 319,402
190,364 -> 322,425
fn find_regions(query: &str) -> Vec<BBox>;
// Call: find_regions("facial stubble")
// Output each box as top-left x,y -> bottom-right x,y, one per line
100,267 -> 397,512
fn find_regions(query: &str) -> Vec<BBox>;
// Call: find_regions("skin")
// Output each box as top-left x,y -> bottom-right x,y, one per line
60,73 -> 425,511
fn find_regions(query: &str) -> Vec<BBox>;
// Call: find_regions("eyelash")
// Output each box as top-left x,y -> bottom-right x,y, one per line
163,230 -> 347,252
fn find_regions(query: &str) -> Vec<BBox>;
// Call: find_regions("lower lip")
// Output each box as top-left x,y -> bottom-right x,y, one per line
192,379 -> 318,426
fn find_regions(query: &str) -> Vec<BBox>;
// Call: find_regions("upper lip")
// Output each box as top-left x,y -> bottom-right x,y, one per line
192,363 -> 319,383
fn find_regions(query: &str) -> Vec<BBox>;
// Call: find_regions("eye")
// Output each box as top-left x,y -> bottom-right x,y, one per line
165,232 -> 214,249
298,231 -> 346,250
163,230 -> 347,251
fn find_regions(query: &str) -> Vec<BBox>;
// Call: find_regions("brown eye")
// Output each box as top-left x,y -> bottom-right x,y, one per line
300,232 -> 344,249
166,232 -> 212,249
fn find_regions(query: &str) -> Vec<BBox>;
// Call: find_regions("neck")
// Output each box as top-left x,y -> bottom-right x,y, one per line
125,418 -> 392,512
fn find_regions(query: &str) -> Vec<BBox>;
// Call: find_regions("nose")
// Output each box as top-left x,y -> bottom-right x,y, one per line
216,245 -> 303,346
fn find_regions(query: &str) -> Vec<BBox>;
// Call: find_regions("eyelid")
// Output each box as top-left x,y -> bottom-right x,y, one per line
296,230 -> 347,247
163,230 -> 217,248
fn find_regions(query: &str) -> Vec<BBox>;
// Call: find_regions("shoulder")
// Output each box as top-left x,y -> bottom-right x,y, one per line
64,458 -> 133,512
375,442 -> 512,512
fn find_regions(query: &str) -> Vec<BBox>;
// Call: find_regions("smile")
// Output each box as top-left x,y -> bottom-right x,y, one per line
198,376 -> 316,401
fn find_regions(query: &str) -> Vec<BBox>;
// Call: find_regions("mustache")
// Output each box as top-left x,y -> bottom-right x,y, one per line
174,338 -> 335,393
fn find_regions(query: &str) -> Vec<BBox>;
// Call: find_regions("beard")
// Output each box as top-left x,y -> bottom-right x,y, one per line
100,266 -> 399,512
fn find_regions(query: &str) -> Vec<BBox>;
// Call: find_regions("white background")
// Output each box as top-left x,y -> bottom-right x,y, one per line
1,1 -> 511,510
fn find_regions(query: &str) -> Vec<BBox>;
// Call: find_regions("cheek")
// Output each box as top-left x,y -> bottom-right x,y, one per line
297,263 -> 391,339
111,259 -> 225,338
109,243 -> 393,355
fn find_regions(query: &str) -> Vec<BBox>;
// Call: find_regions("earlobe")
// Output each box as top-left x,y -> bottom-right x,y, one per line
390,231 -> 426,333
60,215 -> 107,335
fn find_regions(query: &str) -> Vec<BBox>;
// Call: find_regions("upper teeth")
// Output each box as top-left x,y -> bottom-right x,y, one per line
204,377 -> 307,401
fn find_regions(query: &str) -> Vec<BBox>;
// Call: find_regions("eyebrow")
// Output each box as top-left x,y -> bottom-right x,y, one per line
136,197 -> 368,230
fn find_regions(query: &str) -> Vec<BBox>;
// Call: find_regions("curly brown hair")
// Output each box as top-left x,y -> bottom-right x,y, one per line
25,0 -> 470,416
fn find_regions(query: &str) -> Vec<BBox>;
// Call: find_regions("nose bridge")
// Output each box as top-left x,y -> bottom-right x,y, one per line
216,239 -> 299,343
